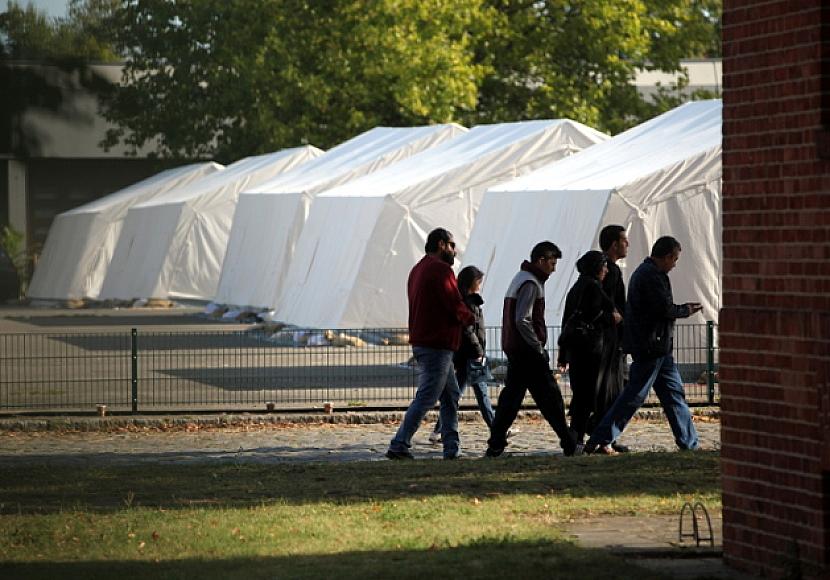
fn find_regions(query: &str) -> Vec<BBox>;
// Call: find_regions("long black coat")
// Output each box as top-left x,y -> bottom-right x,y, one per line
558,275 -> 615,364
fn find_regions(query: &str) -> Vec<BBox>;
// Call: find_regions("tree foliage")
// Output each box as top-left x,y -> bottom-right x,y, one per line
466,0 -> 721,133
4,0 -> 721,161
100,0 -> 493,161
0,0 -> 121,61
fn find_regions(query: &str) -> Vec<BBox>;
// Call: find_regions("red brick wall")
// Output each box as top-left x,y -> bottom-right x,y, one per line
721,1 -> 830,577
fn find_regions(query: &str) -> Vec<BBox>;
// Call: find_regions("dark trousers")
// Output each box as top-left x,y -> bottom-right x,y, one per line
488,351 -> 574,453
568,352 -> 600,441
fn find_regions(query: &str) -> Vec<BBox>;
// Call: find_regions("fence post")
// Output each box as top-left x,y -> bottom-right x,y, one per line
706,321 -> 715,404
131,328 -> 138,413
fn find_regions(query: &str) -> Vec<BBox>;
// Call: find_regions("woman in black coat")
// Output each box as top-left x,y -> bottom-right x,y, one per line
557,251 -> 621,444
429,265 -> 497,444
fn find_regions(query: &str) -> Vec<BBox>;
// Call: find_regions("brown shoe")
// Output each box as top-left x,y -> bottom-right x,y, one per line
595,444 -> 618,456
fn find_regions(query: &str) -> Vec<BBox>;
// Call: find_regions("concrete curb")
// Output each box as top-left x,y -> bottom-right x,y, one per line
0,406 -> 720,433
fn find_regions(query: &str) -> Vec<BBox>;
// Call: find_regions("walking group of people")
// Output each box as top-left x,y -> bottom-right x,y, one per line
386,226 -> 703,460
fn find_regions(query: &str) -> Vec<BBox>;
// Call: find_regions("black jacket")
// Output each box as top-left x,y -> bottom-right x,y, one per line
623,257 -> 693,360
558,274 -> 615,363
602,258 -> 626,341
455,293 -> 486,364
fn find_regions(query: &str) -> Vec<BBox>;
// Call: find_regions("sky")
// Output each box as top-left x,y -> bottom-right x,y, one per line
12,0 -> 69,18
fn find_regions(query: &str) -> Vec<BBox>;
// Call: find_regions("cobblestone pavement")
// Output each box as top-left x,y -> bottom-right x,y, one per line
0,415 -> 720,467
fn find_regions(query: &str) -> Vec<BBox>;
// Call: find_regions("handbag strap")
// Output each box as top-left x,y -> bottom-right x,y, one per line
569,278 -> 602,324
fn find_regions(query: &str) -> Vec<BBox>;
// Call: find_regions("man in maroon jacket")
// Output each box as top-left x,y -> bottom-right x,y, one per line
387,228 -> 474,460
486,241 -> 579,457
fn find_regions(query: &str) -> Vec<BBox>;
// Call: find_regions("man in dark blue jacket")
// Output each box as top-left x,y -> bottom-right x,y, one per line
584,236 -> 703,455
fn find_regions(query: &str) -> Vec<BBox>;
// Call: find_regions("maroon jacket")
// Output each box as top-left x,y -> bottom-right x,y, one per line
502,260 -> 549,358
408,255 -> 474,351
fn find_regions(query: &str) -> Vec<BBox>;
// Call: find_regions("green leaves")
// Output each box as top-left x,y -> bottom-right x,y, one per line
91,0 -> 721,161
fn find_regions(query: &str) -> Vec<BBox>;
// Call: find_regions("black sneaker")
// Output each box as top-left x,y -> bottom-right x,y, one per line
611,441 -> 630,453
385,449 -> 415,460
484,447 -> 504,458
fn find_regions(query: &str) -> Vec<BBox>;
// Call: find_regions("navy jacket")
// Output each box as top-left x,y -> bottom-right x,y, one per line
623,257 -> 693,360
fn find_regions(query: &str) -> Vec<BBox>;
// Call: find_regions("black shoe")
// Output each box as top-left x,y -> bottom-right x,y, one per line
386,449 -> 415,460
611,441 -> 630,453
485,447 -> 504,458
562,428 -> 580,456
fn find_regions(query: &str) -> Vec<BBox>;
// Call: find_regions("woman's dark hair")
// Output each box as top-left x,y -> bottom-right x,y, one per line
576,250 -> 607,277
457,265 -> 484,295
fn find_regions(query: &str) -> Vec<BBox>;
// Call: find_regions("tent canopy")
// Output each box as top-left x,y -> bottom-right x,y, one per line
214,124 -> 465,309
99,146 -> 322,301
28,162 -> 224,300
275,119 -> 609,329
464,100 -> 723,329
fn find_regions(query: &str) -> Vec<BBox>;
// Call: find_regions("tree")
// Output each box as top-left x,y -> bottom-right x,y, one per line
0,0 -> 120,61
101,0 -> 495,161
100,0 -> 721,161
464,0 -> 721,134
0,225 -> 30,297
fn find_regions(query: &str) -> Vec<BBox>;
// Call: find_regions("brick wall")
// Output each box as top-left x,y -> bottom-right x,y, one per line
721,1 -> 830,577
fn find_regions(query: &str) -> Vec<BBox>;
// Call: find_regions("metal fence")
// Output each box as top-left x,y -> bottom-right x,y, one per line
0,323 -> 718,413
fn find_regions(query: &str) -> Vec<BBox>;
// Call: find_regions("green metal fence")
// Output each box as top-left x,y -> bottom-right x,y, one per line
0,323 -> 718,413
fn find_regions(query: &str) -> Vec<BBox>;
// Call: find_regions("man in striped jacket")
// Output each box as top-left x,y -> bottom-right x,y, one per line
486,241 -> 579,457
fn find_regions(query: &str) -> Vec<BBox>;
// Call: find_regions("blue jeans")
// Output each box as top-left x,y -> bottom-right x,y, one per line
434,372 -> 495,432
389,346 -> 461,458
587,354 -> 698,450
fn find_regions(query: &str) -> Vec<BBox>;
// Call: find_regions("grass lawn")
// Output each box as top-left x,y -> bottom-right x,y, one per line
0,451 -> 720,579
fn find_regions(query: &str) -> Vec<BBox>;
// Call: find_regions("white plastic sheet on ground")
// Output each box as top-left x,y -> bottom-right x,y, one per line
213,124 -> 466,309
463,100 -> 723,329
275,119 -> 609,329
28,162 -> 223,300
99,146 -> 323,301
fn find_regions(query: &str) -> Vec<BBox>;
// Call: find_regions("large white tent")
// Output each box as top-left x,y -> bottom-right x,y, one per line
99,146 -> 322,301
214,124 -> 465,309
463,100 -> 722,329
274,119 -> 609,328
28,162 -> 224,300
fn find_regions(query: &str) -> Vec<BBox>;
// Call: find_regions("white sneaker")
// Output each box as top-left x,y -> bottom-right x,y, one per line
428,431 -> 442,444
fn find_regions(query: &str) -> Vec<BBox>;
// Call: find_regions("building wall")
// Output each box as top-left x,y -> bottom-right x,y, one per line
721,1 -> 830,577
25,158 -> 173,251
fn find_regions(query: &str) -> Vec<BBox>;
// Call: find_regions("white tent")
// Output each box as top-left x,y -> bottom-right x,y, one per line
99,146 -> 322,301
28,162 -> 224,300
275,119 -> 609,328
463,100 -> 723,329
214,124 -> 465,309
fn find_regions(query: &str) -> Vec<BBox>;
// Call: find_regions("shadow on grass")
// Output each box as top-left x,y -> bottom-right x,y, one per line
0,538 -> 669,580
0,451 -> 720,514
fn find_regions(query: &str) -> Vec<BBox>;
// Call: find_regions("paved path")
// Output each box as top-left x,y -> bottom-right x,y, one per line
0,415 -> 720,466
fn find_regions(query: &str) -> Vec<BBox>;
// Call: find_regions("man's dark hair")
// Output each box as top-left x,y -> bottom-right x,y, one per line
457,265 -> 484,295
651,236 -> 681,258
530,241 -> 562,262
425,228 -> 452,253
599,225 -> 625,252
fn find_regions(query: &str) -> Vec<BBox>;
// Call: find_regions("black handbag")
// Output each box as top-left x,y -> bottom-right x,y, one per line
558,282 -> 603,354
